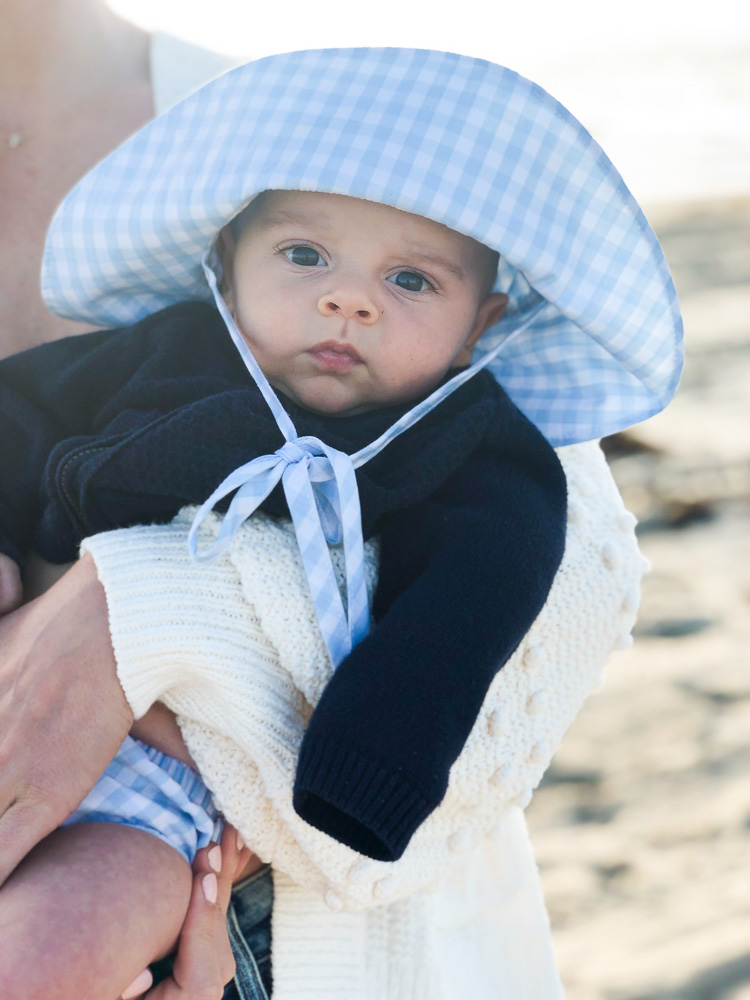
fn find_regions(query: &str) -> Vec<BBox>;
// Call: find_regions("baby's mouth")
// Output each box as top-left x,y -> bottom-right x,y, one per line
308,340 -> 364,372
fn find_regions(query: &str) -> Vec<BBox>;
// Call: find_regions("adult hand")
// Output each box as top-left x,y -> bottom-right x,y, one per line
0,553 -> 133,886
121,825 -> 254,999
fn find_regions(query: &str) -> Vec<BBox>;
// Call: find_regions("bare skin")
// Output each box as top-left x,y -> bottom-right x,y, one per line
0,823 -> 251,1000
20,555 -> 221,769
0,554 -> 262,999
0,823 -> 193,1000
0,0 -> 154,357
0,555 -> 134,883
124,825 -> 252,1000
7,553 -> 265,856
0,4 -> 259,992
0,553 -> 22,615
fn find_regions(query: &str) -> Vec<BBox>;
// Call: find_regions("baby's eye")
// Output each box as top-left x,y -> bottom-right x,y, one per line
283,245 -> 325,267
387,270 -> 432,292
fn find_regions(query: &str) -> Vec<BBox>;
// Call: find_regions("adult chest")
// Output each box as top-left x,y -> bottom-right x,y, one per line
0,94 -> 152,357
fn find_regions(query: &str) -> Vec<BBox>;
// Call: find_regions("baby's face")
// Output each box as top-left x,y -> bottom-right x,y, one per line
220,191 -> 505,416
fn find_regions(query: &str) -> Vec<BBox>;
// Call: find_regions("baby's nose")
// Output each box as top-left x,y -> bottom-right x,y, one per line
317,287 -> 379,325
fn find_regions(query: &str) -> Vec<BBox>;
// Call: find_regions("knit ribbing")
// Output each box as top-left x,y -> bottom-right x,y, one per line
294,738 -> 436,861
83,442 -> 642,915
269,810 -> 564,1000
81,517 -> 273,720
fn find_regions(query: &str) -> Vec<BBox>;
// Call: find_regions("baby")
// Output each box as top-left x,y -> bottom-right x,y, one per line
0,188 -> 566,997
0,46 -> 682,1000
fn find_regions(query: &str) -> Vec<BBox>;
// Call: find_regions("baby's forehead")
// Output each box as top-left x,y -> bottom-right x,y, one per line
239,189 -> 496,275
245,190 -> 446,236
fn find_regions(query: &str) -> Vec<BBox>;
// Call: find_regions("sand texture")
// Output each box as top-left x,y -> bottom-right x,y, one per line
526,198 -> 750,1000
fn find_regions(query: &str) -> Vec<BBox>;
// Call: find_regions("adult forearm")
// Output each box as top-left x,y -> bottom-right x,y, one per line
0,553 -> 133,885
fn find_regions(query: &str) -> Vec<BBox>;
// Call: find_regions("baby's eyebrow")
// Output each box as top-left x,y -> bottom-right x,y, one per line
401,244 -> 466,280
261,209 -> 330,230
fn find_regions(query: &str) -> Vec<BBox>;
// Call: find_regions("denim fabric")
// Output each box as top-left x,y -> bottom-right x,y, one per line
223,866 -> 273,1000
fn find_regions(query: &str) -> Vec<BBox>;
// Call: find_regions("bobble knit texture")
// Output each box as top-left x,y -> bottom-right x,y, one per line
83,441 -> 641,910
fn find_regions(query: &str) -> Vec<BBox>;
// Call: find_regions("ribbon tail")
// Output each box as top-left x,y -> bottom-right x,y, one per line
322,446 -> 370,649
188,455 -> 284,562
283,462 -> 352,668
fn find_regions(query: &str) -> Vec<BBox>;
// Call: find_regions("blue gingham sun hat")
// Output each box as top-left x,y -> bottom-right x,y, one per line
42,47 -> 683,667
43,46 -> 682,446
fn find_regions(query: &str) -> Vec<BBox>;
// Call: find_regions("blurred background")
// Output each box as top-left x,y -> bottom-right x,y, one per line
109,3 -> 750,996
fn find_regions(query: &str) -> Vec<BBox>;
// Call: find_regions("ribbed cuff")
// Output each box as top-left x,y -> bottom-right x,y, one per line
80,515 -> 239,719
293,736 -> 438,861
81,524 -> 195,717
272,871 -> 368,999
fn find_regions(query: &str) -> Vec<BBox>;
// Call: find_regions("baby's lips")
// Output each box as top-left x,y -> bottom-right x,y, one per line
308,341 -> 364,372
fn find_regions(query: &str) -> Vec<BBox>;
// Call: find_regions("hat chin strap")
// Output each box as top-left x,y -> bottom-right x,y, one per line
189,252 -> 543,668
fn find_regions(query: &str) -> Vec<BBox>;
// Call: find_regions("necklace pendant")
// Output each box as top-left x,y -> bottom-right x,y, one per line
8,133 -> 23,150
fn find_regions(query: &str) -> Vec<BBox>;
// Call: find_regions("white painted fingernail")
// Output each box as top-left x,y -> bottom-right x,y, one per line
122,969 -> 153,999
236,831 -> 245,852
203,872 -> 218,904
208,845 -> 222,873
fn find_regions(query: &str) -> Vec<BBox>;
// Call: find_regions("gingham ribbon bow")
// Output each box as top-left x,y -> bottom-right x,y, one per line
188,434 -> 369,667
190,254 -> 541,667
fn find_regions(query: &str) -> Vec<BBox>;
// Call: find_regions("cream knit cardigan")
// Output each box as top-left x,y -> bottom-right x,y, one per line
82,440 -> 643,999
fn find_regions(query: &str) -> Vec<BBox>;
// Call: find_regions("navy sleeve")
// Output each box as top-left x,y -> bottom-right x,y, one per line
0,327 -> 130,563
293,414 -> 567,860
0,303 -> 236,564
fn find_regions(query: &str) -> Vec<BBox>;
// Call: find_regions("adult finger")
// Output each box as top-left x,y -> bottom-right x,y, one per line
121,967 -> 154,999
142,869 -> 227,999
227,825 -> 265,888
214,825 -> 255,983
139,833 -> 248,1000
119,830 -> 255,1000
194,834 -> 240,987
119,838 -> 227,1000
218,824 -> 254,904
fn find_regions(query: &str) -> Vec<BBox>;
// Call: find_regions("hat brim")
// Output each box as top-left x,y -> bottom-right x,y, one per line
42,47 -> 683,445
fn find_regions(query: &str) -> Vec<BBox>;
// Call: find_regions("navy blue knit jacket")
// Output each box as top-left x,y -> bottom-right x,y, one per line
0,302 -> 567,861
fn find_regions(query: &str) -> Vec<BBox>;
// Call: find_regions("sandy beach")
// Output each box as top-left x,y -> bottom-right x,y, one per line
527,198 -> 750,999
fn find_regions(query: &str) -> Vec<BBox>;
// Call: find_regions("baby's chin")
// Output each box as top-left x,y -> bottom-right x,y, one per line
272,377 -> 381,419
295,396 -> 377,419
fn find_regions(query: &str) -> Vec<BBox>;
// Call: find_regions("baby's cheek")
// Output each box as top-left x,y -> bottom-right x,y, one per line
378,344 -> 455,399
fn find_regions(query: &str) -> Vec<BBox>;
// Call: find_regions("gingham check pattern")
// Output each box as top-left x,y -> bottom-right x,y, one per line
188,258 -> 369,667
63,736 -> 221,863
190,264 -> 543,666
41,47 -> 684,665
42,46 -> 683,446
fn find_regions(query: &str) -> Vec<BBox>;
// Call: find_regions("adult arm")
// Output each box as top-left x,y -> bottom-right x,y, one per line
81,441 -> 640,908
0,553 -> 133,886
